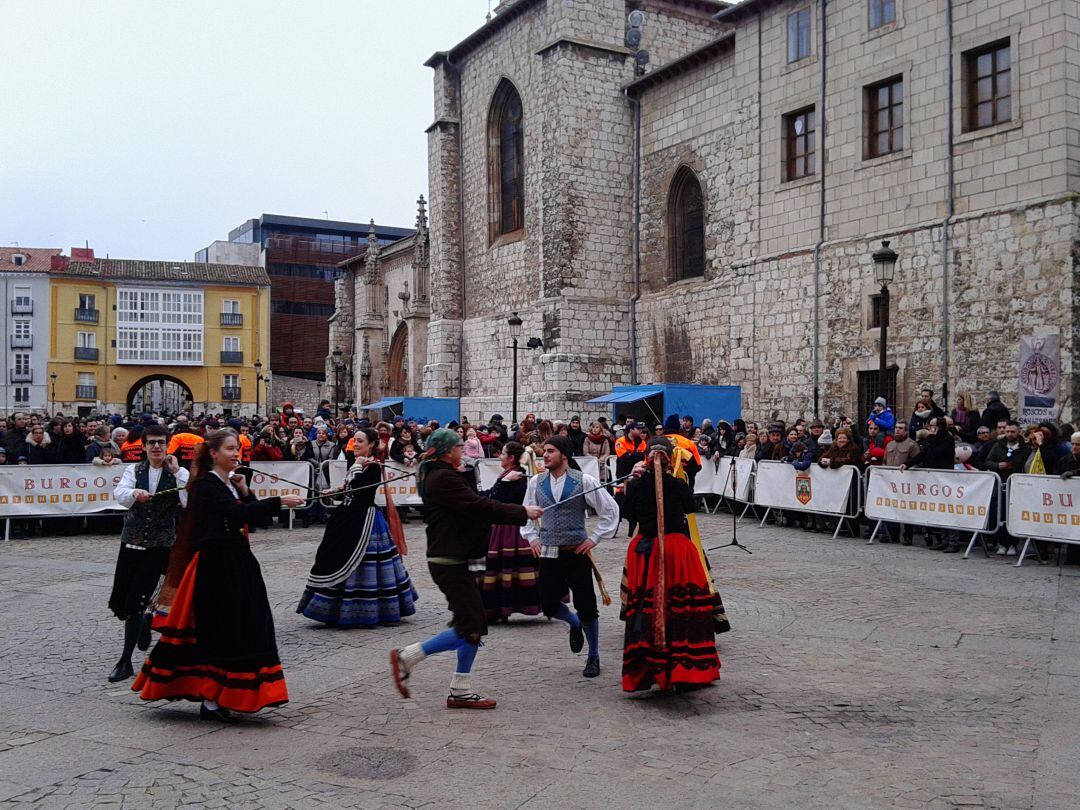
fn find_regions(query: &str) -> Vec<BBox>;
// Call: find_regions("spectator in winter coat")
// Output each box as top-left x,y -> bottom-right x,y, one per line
909,388 -> 945,433
1056,432 -> 1080,478
582,422 -> 611,480
862,422 -> 892,467
24,425 -> 54,465
950,394 -> 981,442
2,411 -> 29,463
566,416 -> 587,456
977,391 -> 1011,432
1023,425 -> 1060,475
911,417 -> 960,552
866,397 -> 896,434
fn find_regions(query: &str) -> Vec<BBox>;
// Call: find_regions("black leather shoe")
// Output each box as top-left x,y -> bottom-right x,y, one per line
582,657 -> 600,678
569,624 -> 584,654
200,704 -> 241,724
107,660 -> 134,683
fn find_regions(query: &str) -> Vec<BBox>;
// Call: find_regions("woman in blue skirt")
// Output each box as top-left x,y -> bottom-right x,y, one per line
297,428 -> 417,626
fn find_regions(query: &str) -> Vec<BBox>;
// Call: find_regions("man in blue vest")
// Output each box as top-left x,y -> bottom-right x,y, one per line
522,435 -> 619,678
108,424 -> 188,683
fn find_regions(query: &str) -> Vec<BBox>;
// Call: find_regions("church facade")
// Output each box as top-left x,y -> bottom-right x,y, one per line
412,0 -> 1078,424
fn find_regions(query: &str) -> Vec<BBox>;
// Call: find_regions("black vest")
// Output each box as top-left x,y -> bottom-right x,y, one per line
120,462 -> 180,548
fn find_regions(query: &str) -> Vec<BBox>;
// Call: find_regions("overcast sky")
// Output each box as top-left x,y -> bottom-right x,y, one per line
1,0 -> 492,260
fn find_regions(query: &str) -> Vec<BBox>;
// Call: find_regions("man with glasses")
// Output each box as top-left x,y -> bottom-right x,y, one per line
107,424 -> 188,682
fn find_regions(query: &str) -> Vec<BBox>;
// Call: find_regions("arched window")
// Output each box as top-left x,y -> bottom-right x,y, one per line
667,167 -> 705,281
488,79 -> 525,239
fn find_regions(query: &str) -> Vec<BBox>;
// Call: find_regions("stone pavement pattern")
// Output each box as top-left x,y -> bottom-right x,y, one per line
1,513 -> 1078,809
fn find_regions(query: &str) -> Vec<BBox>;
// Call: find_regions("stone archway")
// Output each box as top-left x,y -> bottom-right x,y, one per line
387,323 -> 409,396
126,374 -> 194,416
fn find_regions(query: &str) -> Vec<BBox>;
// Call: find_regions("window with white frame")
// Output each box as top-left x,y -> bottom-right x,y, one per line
223,336 -> 240,352
77,331 -> 97,348
222,299 -> 240,314
116,287 -> 203,364
223,373 -> 239,388
13,320 -> 31,340
77,372 -> 95,386
14,354 -> 30,374
14,387 -> 29,402
13,286 -> 31,308
78,293 -> 96,310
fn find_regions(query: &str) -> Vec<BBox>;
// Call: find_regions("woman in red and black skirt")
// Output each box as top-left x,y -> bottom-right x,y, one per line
132,428 -> 305,722
619,437 -> 721,693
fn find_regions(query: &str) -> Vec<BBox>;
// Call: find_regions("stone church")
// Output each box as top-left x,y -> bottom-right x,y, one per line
346,0 -> 1079,424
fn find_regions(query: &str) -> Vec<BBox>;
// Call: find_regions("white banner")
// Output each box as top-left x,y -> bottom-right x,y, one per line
1019,335 -> 1061,422
248,461 -> 310,508
865,467 -> 996,531
712,456 -> 755,501
1007,474 -> 1080,544
477,456 -> 599,491
0,463 -> 131,517
322,460 -> 422,506
753,460 -> 855,515
693,459 -> 716,496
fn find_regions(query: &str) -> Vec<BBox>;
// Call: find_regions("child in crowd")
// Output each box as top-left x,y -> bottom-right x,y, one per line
463,428 -> 484,460
93,443 -> 122,467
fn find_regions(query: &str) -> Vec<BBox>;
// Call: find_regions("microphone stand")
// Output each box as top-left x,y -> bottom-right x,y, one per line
708,457 -> 752,555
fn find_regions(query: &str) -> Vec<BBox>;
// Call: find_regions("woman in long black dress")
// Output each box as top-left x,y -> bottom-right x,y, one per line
297,428 -> 417,626
479,441 -> 540,622
133,429 -> 305,722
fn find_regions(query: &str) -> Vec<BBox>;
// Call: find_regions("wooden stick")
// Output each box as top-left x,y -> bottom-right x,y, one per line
652,453 -> 667,650
587,551 -> 612,606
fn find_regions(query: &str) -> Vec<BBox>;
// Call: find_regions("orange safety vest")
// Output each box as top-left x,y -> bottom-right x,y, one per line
615,437 -> 646,457
119,440 -> 145,463
239,433 -> 252,463
167,432 -> 205,463
666,432 -> 702,465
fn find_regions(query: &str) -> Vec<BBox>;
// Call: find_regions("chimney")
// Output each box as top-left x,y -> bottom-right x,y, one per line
71,247 -> 95,261
50,255 -> 69,271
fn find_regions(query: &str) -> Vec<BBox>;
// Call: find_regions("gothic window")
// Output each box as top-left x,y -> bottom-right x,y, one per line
667,167 -> 706,282
488,79 -> 524,240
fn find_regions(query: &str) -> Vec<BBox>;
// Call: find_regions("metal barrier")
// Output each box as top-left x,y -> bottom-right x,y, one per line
751,460 -> 862,538
1006,474 -> 1080,566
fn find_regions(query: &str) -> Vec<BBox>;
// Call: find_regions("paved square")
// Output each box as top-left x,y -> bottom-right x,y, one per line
1,513 -> 1077,809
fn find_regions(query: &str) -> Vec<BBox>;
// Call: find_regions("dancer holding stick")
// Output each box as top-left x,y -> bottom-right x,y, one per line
619,437 -> 721,693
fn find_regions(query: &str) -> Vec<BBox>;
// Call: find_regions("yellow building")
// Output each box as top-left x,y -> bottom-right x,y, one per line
49,256 -> 271,416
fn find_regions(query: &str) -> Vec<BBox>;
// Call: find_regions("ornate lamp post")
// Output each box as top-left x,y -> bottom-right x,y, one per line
872,240 -> 898,406
507,313 -> 522,424
49,371 -> 57,414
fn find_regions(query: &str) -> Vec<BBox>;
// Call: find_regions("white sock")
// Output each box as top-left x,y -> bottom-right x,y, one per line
449,672 -> 473,697
203,699 -> 219,711
399,643 -> 426,670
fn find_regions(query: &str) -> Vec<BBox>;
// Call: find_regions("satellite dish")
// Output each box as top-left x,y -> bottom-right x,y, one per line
628,9 -> 645,27
625,27 -> 642,48
635,50 -> 650,68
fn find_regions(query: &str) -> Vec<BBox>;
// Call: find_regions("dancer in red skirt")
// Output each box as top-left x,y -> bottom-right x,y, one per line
620,437 -> 721,693
132,428 -> 305,722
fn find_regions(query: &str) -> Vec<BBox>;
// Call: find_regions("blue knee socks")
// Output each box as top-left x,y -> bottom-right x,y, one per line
583,618 -> 599,658
456,641 -> 479,674
421,628 -> 465,656
552,604 -> 580,628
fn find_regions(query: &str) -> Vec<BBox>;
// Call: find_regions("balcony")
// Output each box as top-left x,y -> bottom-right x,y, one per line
220,312 -> 243,327
74,308 -> 99,324
220,350 -> 244,364
10,301 -> 32,314
74,346 -> 100,361
10,370 -> 33,383
75,385 -> 97,399
221,386 -> 242,401
10,335 -> 32,349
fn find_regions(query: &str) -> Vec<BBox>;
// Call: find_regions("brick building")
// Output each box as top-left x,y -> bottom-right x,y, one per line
417,0 -> 1078,425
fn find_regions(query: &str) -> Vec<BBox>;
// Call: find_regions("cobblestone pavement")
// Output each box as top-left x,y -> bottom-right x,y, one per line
1,510 -> 1078,809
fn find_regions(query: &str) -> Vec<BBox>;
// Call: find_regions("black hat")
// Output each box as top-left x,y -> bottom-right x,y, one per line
544,435 -> 575,459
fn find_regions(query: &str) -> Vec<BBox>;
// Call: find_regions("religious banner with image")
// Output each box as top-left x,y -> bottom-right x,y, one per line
1018,335 -> 1061,422
0,463 -> 131,517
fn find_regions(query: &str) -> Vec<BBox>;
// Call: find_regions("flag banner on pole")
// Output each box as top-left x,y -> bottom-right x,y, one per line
1007,474 -> 1080,545
753,460 -> 855,515
1018,335 -> 1061,423
865,467 -> 996,531
0,463 -> 131,517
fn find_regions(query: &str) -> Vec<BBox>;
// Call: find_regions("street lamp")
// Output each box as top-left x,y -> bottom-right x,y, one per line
254,360 -> 263,418
872,240 -> 898,407
49,371 -> 57,415
264,372 -> 272,418
332,347 -> 343,415
508,313 -> 522,424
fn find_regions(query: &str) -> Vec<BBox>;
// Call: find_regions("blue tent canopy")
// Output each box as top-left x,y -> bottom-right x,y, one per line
358,397 -> 404,410
358,396 -> 460,426
587,384 -> 741,427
